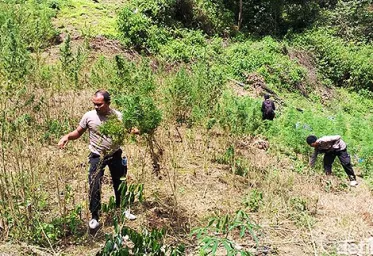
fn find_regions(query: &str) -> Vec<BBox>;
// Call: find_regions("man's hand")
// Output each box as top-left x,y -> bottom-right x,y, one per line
58,135 -> 69,149
57,127 -> 85,149
130,127 -> 140,135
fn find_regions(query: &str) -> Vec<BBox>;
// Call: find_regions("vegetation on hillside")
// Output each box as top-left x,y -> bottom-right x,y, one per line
0,0 -> 372,255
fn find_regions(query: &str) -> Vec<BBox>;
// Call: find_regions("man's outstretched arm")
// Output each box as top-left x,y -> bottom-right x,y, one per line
309,150 -> 318,168
58,126 -> 86,148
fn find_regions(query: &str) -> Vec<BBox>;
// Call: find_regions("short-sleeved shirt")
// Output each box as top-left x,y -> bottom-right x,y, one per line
79,109 -> 122,156
309,135 -> 347,167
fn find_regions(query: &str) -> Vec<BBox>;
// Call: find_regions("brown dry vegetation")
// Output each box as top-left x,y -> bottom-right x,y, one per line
3,84 -> 372,255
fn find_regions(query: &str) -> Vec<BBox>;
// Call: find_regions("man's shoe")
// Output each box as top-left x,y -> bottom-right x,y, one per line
350,180 -> 358,187
124,210 -> 136,220
89,218 -> 100,229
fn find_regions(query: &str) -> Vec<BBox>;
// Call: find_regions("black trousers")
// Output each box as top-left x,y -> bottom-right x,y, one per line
262,112 -> 275,120
88,149 -> 127,220
323,149 -> 356,181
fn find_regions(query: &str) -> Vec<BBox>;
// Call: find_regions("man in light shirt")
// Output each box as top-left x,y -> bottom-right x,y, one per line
306,135 -> 357,186
58,90 -> 136,230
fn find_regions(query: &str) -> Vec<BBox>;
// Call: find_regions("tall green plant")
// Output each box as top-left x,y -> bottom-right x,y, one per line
98,220 -> 185,256
192,210 -> 260,255
0,19 -> 30,81
163,62 -> 224,126
216,90 -> 261,135
110,56 -> 163,175
59,34 -> 86,88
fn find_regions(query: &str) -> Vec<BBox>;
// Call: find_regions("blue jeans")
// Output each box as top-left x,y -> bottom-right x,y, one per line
88,149 -> 127,220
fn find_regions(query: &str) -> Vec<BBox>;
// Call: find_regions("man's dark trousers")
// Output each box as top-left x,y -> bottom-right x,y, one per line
323,148 -> 356,181
88,149 -> 127,220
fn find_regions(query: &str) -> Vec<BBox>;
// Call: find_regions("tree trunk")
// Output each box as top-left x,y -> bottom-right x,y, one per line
238,0 -> 243,30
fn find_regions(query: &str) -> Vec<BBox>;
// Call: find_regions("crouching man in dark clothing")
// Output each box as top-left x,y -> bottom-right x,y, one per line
306,135 -> 357,186
261,94 -> 276,120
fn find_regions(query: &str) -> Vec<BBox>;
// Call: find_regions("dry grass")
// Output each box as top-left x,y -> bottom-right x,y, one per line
0,44 -> 372,254
1,87 -> 373,256
50,101 -> 371,255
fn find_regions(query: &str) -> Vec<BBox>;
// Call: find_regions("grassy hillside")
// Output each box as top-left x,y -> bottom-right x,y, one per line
0,0 -> 373,255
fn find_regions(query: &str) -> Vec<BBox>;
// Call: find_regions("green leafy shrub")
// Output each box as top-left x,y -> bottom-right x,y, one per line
0,0 -> 58,50
110,56 -> 163,173
112,57 -> 162,135
0,19 -> 31,81
158,29 -> 207,62
117,5 -> 170,51
215,145 -> 235,165
163,62 -> 224,125
59,34 -> 87,88
291,29 -> 373,90
245,190 -> 263,212
99,115 -> 127,149
164,67 -> 195,124
43,118 -> 71,143
32,204 -> 84,246
216,90 -> 261,135
321,0 -> 373,43
214,145 -> 248,176
192,210 -> 259,255
99,222 -> 185,256
90,56 -> 117,89
289,196 -> 315,228
117,0 -> 233,53
158,32 -> 224,62
222,37 -> 307,92
119,95 -> 162,135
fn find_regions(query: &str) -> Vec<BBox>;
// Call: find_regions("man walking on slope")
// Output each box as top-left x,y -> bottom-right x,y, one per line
58,90 -> 136,230
261,94 -> 276,120
306,135 -> 358,187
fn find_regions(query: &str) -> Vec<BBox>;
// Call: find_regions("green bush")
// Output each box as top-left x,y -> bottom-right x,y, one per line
321,0 -> 373,43
223,0 -> 326,36
291,29 -> 373,90
0,0 -> 58,81
117,5 -> 170,51
158,29 -> 207,62
0,19 -> 30,81
192,210 -> 259,255
216,90 -> 261,135
163,62 -> 224,125
222,37 -> 307,92
0,0 -> 58,49
245,189 -> 263,212
117,0 -> 234,53
59,34 -> 87,88
187,0 -> 234,35
89,56 -> 117,89
109,57 -> 162,135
